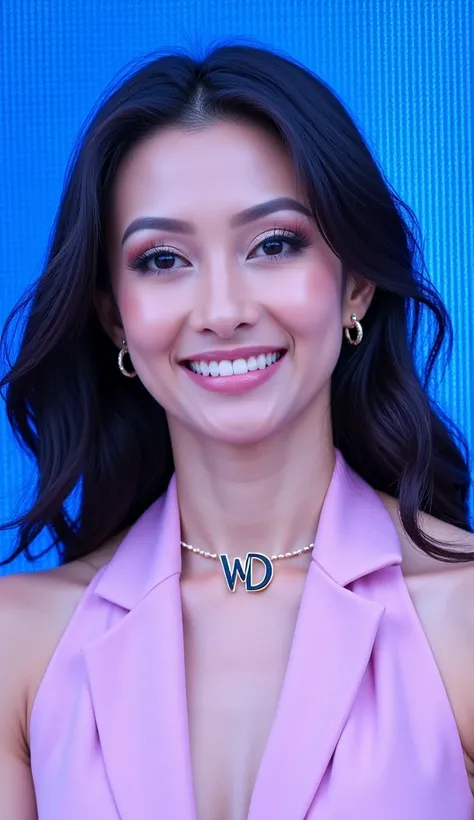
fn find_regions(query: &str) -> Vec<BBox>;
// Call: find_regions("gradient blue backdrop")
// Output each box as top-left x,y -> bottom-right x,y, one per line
0,0 -> 472,574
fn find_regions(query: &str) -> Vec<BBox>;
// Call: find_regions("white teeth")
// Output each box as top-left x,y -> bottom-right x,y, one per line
218,360 -> 233,377
187,350 -> 283,377
232,358 -> 248,375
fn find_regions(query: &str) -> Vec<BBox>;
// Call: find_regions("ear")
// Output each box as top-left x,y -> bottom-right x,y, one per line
342,273 -> 376,327
94,289 -> 125,349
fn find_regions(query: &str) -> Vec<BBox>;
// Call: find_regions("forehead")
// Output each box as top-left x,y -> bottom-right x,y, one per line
111,120 -> 301,225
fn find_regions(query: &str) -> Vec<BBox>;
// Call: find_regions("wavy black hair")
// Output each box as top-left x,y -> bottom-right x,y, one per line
1,41 -> 472,566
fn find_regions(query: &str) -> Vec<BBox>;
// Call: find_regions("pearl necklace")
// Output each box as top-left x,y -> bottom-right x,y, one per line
180,539 -> 314,593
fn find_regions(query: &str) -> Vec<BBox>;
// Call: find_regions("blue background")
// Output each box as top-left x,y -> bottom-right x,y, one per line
0,0 -> 472,574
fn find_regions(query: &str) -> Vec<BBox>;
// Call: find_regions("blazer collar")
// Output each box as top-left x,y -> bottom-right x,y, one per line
93,474 -> 182,610
85,450 -> 403,820
312,451 -> 402,585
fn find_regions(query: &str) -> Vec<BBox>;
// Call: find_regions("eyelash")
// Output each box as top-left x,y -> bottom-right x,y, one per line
127,227 -> 312,275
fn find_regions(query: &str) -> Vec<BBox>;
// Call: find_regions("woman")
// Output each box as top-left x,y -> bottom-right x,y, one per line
0,42 -> 473,819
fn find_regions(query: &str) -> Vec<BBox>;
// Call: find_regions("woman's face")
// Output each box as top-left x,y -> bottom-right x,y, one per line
105,119 -> 372,444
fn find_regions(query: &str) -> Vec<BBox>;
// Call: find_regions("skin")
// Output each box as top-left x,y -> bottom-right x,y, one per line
0,119 -> 473,819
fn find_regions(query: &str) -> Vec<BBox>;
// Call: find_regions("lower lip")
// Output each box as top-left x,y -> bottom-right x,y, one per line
180,356 -> 285,394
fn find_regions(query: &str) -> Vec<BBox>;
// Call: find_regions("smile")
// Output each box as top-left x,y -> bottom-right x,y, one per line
185,350 -> 284,377
180,349 -> 287,394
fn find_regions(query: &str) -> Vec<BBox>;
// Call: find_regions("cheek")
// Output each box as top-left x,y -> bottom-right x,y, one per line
115,278 -> 182,354
267,262 -> 342,339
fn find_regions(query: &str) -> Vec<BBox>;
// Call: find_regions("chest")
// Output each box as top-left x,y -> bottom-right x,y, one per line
30,565 -> 474,820
181,574 -> 304,820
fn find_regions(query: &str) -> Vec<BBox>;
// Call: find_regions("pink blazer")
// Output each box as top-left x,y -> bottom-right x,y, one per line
30,452 -> 474,818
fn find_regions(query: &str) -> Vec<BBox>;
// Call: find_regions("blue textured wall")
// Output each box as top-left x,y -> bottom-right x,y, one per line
0,0 -> 472,573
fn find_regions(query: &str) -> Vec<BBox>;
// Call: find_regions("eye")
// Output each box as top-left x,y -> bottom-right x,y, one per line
128,245 -> 190,275
248,229 -> 311,261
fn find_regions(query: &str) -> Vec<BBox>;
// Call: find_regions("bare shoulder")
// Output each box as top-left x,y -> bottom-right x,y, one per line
410,562 -> 474,786
379,493 -> 474,712
0,528 -> 125,623
378,491 -> 474,575
0,560 -> 91,664
0,531 -> 124,736
379,492 -> 474,784
0,547 -> 117,819
0,559 -> 97,724
0,533 -> 120,643
0,529 -> 125,815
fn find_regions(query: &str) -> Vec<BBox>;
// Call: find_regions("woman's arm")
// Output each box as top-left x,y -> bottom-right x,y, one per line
450,569 -> 474,795
0,576 -> 38,819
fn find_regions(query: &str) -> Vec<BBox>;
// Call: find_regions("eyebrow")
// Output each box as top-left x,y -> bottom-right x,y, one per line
120,197 -> 313,245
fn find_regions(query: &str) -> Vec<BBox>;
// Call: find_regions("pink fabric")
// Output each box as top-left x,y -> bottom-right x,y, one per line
30,452 -> 474,818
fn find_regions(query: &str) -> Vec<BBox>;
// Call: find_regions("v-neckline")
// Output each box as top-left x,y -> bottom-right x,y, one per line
82,452 -> 401,819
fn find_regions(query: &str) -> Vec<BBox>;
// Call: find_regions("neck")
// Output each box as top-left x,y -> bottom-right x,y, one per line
169,407 -> 336,562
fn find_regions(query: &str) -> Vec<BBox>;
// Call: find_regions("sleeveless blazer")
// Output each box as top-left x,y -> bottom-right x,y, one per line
30,452 -> 474,818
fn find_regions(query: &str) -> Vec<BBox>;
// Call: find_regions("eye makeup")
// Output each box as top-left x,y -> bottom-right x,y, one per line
125,219 -> 313,276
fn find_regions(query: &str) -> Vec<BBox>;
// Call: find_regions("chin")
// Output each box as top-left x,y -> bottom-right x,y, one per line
198,414 -> 286,447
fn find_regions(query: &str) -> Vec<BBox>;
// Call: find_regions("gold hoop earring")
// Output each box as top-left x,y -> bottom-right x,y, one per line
118,340 -> 136,378
344,313 -> 363,346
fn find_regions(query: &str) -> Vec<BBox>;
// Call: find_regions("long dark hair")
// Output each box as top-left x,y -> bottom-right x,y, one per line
1,42 -> 472,566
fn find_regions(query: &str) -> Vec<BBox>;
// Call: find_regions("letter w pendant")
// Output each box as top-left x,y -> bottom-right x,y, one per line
218,553 -> 274,592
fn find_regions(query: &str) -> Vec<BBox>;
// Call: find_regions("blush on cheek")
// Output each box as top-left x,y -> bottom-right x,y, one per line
274,273 -> 341,338
116,281 -> 181,355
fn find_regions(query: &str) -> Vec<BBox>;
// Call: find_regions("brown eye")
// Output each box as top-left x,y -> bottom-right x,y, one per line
150,251 -> 176,269
128,245 -> 189,275
248,229 -> 311,261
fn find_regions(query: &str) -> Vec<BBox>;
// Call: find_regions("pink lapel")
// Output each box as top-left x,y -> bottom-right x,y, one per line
83,453 -> 402,820
247,453 -> 402,820
83,476 -> 197,820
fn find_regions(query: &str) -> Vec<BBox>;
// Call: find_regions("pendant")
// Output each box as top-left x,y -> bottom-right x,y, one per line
218,552 -> 274,592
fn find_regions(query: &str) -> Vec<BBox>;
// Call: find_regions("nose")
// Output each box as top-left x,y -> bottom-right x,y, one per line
189,258 -> 260,339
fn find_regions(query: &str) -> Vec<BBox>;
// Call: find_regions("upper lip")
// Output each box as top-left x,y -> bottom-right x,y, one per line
181,345 -> 286,363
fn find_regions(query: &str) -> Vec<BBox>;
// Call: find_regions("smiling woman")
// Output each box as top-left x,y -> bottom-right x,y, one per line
101,121 -> 352,449
0,43 -> 473,820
